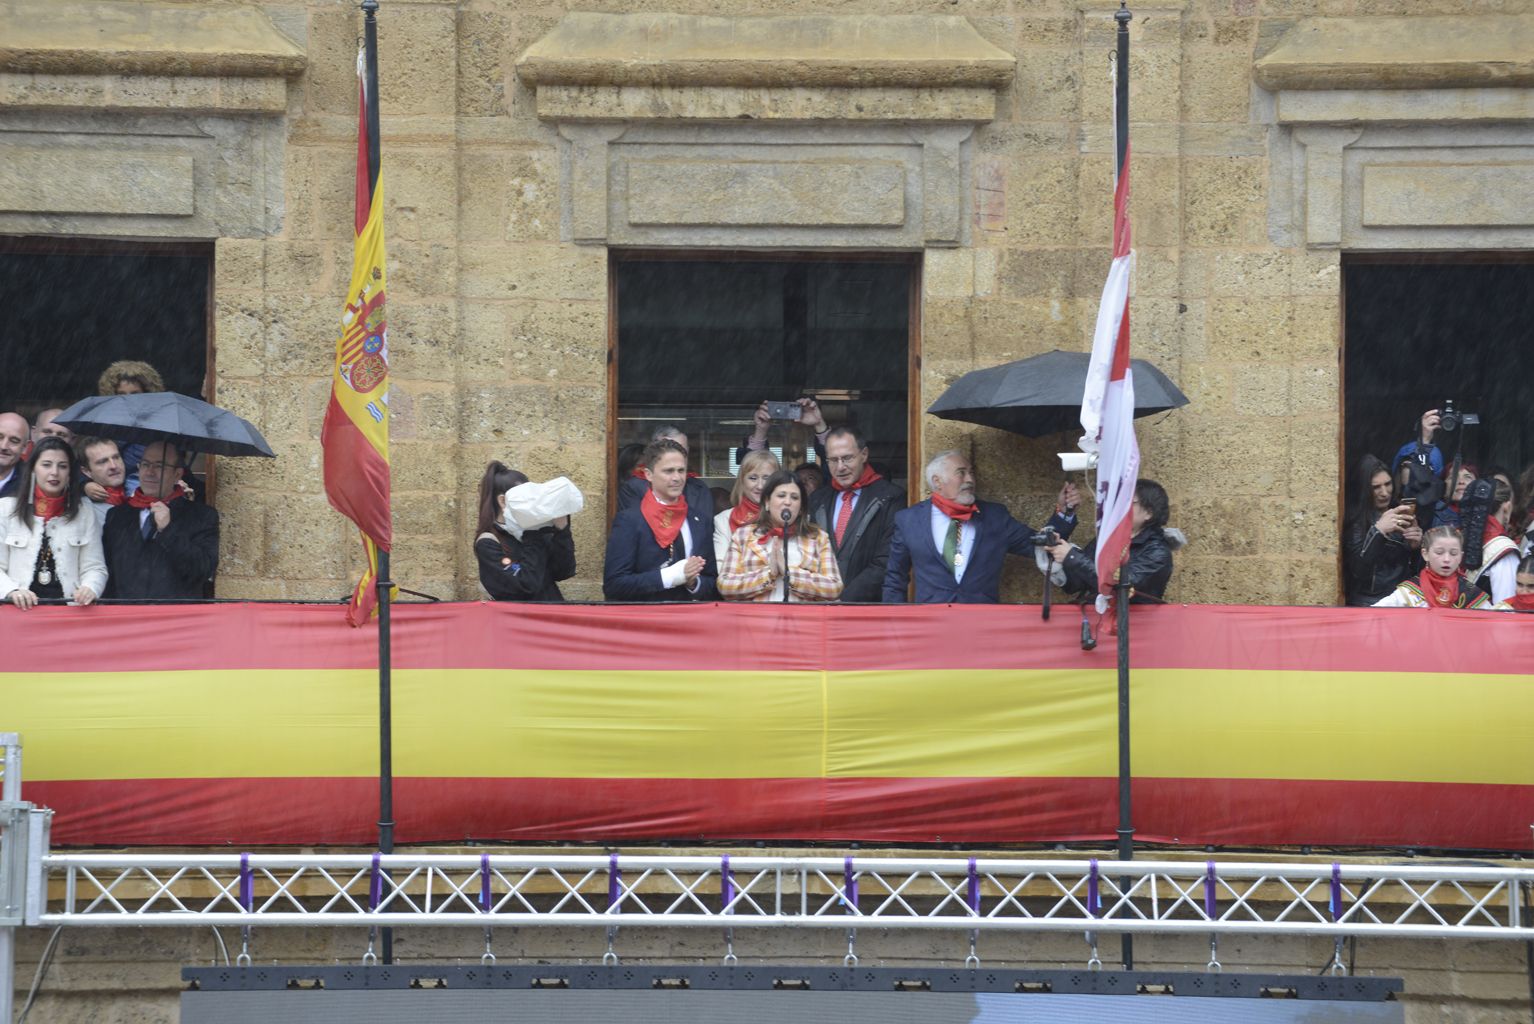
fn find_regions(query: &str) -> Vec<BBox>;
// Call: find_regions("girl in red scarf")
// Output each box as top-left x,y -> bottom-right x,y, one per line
0,437 -> 105,609
1506,555 -> 1534,612
713,449 -> 778,566
1374,526 -> 1498,610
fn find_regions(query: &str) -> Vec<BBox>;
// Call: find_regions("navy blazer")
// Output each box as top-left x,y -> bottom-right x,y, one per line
603,498 -> 718,601
881,499 -> 1072,604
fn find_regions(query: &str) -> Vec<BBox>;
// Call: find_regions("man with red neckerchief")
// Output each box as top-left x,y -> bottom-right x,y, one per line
77,436 -> 128,530
882,449 -> 1076,604
603,438 -> 717,602
102,439 -> 219,600
804,425 -> 905,602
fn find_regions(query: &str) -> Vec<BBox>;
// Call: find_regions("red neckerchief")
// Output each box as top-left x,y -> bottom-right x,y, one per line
1504,593 -> 1534,612
930,492 -> 977,522
103,484 -> 127,505
640,489 -> 687,549
764,524 -> 794,541
128,485 -> 186,509
831,465 -> 882,492
33,487 -> 65,521
1484,517 -> 1509,543
630,467 -> 648,480
728,497 -> 760,533
1417,567 -> 1461,609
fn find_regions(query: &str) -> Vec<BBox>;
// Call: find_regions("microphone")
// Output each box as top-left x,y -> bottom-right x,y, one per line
780,507 -> 792,603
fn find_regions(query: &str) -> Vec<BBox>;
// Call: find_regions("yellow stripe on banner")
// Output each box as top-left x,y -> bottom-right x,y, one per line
1134,669 -> 1534,786
8,667 -> 1534,785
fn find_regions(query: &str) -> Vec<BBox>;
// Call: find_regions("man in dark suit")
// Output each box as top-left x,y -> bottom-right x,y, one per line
604,438 -> 717,601
0,412 -> 27,499
103,440 -> 219,600
805,426 -> 904,602
882,449 -> 1075,604
615,425 -> 714,517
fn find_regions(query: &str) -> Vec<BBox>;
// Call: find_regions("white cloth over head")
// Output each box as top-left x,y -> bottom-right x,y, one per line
500,477 -> 584,540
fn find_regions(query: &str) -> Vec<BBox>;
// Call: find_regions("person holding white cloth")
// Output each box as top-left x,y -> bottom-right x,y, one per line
473,461 -> 580,602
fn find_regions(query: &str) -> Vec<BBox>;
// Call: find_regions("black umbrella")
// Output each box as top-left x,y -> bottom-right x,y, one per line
54,392 -> 276,458
926,349 -> 1190,438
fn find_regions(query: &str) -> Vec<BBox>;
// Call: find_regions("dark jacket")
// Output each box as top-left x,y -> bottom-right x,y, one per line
0,471 -> 16,500
616,474 -> 716,517
882,499 -> 1071,604
603,499 -> 718,601
102,497 -> 219,600
475,525 -> 576,602
805,478 -> 905,602
1058,526 -> 1177,603
1342,516 -> 1415,607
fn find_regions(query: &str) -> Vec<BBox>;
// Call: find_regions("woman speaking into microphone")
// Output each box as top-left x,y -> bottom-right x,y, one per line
719,469 -> 842,602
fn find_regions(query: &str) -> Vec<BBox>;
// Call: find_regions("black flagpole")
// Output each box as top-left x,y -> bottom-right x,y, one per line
361,0 -> 395,967
1113,0 -> 1135,973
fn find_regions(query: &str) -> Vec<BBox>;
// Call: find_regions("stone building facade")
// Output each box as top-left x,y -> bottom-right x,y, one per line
2,0 -> 1532,605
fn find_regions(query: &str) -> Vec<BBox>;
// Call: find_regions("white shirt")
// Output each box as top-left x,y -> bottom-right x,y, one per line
654,496 -> 699,592
929,503 -> 976,583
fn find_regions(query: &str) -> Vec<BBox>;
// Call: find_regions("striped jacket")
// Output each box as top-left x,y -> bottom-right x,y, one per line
718,524 -> 843,602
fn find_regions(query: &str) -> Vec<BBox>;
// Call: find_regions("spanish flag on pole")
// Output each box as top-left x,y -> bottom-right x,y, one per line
322,47 -> 391,626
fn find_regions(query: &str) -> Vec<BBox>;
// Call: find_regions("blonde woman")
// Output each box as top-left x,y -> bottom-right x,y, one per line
714,449 -> 779,565
719,470 -> 842,602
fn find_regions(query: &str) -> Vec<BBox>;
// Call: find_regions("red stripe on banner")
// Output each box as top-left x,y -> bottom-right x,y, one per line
6,603 -> 1534,676
1111,146 -> 1131,260
31,776 -> 1533,850
320,392 -> 391,548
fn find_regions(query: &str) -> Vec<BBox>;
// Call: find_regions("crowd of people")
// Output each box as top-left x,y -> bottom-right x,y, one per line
0,360 -> 220,609
1345,408 -> 1534,611
478,404 -> 1185,607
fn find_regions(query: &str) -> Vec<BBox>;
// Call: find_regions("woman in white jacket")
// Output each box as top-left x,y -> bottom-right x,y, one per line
0,437 -> 107,609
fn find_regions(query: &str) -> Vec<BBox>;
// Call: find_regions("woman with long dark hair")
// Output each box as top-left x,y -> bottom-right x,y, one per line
718,469 -> 842,602
0,437 -> 107,609
473,461 -> 576,602
1342,453 -> 1418,606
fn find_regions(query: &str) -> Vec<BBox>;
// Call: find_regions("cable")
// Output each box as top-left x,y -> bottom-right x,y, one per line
17,925 -> 63,1024
211,926 -> 231,966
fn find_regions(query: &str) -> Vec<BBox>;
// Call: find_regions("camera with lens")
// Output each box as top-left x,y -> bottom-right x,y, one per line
1438,398 -> 1479,434
1033,527 -> 1061,550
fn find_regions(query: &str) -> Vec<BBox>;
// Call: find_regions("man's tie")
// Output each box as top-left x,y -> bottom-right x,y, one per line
141,513 -> 155,540
942,518 -> 960,572
834,491 -> 855,546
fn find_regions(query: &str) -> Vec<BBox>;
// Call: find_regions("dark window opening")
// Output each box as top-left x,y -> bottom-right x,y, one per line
612,254 -> 916,509
0,237 -> 213,418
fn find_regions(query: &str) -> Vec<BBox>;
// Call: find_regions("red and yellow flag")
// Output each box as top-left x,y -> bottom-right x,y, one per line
321,51 -> 391,626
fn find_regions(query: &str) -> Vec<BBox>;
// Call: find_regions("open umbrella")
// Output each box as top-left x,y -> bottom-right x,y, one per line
54,392 -> 275,458
926,349 -> 1189,438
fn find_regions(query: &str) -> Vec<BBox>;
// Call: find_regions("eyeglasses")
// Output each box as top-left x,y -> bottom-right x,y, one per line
826,455 -> 861,466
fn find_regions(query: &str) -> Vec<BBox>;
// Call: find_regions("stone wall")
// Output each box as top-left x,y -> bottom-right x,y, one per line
5,0 -> 1534,604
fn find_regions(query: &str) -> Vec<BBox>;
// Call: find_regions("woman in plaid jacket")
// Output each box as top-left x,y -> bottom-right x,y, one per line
719,469 -> 843,602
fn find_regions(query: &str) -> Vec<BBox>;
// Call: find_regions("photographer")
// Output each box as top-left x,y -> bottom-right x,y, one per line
1343,454 -> 1418,606
1394,408 -> 1445,476
736,398 -> 829,468
1044,479 -> 1181,603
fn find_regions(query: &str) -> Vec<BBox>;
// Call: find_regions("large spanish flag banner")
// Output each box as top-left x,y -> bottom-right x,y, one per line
5,603 -> 1533,850
320,50 -> 391,626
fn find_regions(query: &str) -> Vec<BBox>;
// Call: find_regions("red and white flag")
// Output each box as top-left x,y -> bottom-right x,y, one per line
1078,146 -> 1138,612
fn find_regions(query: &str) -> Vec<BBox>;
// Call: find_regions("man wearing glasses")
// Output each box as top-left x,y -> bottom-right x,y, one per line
804,426 -> 905,602
102,440 -> 219,600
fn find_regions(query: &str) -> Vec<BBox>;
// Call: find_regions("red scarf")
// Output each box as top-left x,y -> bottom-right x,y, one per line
728,497 -> 760,533
831,465 -> 882,492
764,524 -> 795,541
931,492 -> 977,522
640,489 -> 687,549
33,487 -> 65,522
630,467 -> 648,480
128,485 -> 186,509
103,484 -> 127,505
1505,593 -> 1534,612
1484,516 -> 1509,543
1417,567 -> 1461,609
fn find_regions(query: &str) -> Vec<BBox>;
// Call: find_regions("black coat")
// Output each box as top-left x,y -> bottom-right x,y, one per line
603,500 -> 717,601
1342,517 -> 1415,606
475,525 -> 576,602
102,497 -> 219,600
805,478 -> 905,602
1059,526 -> 1175,602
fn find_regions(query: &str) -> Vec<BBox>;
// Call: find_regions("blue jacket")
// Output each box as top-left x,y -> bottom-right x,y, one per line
603,498 -> 718,601
881,499 -> 1072,604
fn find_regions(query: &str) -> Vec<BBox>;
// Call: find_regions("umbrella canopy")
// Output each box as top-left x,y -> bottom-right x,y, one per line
926,349 -> 1190,438
55,392 -> 276,458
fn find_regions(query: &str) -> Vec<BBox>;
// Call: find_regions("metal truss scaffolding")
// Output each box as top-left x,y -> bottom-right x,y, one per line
28,851 -> 1534,945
